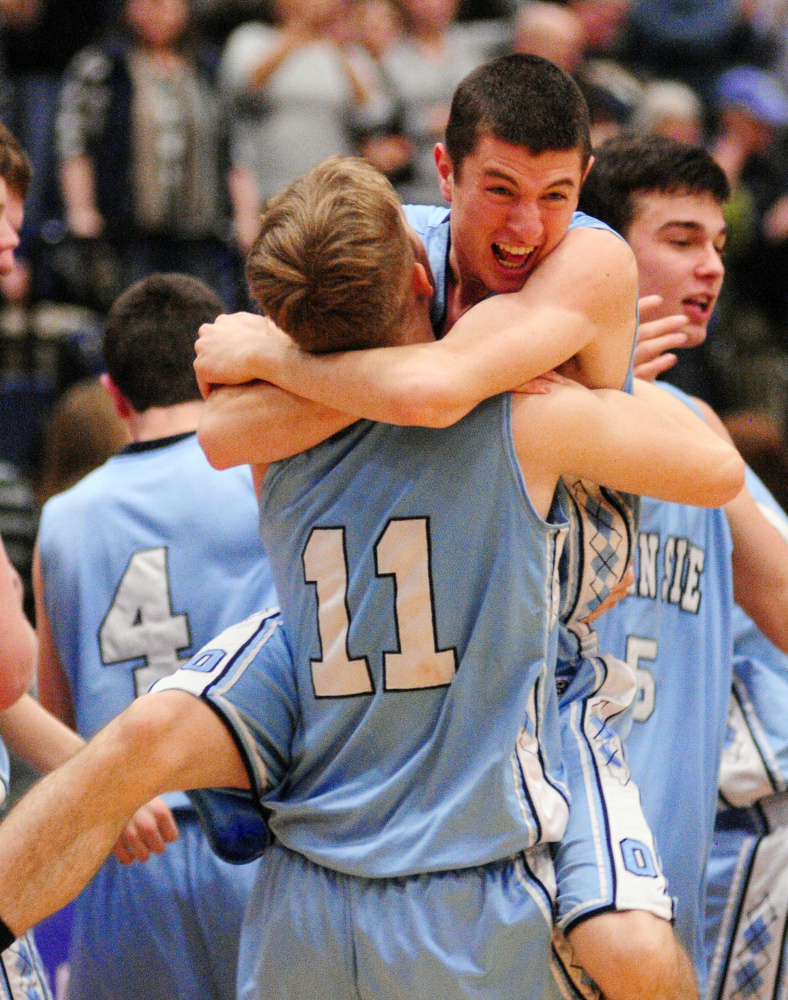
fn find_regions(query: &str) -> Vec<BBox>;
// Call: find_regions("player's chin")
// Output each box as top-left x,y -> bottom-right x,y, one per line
683,323 -> 708,349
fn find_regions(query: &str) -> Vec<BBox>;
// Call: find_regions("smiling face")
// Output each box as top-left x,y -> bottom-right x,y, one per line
436,134 -> 588,305
626,190 -> 726,347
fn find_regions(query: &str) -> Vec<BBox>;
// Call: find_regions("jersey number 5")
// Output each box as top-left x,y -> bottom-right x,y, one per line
303,518 -> 457,697
99,547 -> 191,697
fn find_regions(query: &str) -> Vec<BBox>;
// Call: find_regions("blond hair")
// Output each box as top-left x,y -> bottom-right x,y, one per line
246,156 -> 414,353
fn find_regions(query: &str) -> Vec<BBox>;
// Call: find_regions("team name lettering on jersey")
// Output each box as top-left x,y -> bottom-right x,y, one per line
628,531 -> 706,615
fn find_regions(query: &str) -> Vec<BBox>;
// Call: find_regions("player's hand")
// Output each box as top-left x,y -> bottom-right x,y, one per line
112,797 -> 179,865
194,312 -> 292,400
633,295 -> 689,382
512,370 -> 571,394
582,566 -> 635,624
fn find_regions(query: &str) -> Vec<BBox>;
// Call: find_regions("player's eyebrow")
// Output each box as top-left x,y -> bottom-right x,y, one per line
657,220 -> 728,237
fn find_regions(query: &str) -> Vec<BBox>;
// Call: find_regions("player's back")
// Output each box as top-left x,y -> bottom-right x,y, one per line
38,432 -> 276,737
593,387 -> 734,991
256,393 -> 570,877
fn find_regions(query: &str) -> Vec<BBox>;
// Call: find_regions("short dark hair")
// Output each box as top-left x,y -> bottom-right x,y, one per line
445,54 -> 591,176
579,134 -> 730,237
103,273 -> 223,412
0,123 -> 31,199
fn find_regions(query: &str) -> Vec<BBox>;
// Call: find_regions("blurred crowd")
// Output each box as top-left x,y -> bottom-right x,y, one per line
5,0 -> 788,579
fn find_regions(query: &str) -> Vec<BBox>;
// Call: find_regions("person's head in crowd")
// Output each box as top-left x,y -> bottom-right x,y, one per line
567,0 -> 630,56
630,80 -> 705,147
512,2 -> 584,74
247,156 -> 433,354
125,0 -> 191,53
354,0 -> 405,59
580,133 -> 729,347
714,66 -> 788,157
398,0 -> 460,38
36,379 -> 131,506
438,53 -> 592,298
102,273 -> 224,414
0,123 -> 30,277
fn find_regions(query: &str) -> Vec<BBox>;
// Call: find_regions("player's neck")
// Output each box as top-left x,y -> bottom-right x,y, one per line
128,400 -> 204,443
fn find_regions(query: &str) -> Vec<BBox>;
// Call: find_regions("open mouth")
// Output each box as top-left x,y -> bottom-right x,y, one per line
492,242 -> 535,270
682,293 -> 714,323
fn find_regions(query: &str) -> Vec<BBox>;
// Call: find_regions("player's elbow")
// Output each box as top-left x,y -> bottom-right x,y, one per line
699,448 -> 745,508
196,417 -> 241,470
390,369 -> 472,428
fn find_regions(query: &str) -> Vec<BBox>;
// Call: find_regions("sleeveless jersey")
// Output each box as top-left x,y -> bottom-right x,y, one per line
171,394 -> 571,878
593,384 -> 734,990
718,469 -> 788,808
37,432 -> 277,806
402,204 -> 639,623
705,471 -> 788,1000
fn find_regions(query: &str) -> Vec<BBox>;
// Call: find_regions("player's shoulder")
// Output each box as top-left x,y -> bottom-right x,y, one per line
402,203 -> 450,236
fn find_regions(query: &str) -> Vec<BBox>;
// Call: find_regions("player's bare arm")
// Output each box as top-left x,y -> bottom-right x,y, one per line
195,229 -> 637,474
690,397 -> 788,654
511,378 -> 744,518
0,536 -> 34,710
0,689 -> 249,937
198,379 -> 353,470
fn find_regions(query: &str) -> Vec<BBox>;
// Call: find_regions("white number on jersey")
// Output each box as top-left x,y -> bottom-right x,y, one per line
626,635 -> 657,722
303,518 -> 457,698
99,547 -> 191,696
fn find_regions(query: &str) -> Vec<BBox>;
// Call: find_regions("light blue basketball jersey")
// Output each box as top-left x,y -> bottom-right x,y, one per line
165,395 -> 571,878
593,384 -> 734,991
36,431 -> 277,1000
403,205 -> 625,344
37,432 -> 276,746
718,469 -> 788,808
705,470 -> 788,1000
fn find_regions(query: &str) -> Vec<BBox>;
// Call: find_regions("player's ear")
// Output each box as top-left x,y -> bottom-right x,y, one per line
581,154 -> 595,186
100,373 -> 134,421
435,143 -> 454,202
412,261 -> 433,300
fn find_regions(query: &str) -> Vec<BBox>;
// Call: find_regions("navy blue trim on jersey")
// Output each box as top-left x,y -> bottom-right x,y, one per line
119,431 -> 196,455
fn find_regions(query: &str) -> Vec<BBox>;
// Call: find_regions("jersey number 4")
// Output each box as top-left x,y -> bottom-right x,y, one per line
99,547 -> 191,697
303,518 -> 457,697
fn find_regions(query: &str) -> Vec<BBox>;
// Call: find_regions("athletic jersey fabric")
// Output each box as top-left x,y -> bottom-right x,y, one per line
36,432 -> 277,1000
705,470 -> 788,1000
158,394 -> 571,877
593,384 -> 735,990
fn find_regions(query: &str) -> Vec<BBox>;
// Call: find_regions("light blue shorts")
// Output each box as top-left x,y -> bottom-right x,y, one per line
67,810 -> 258,1000
238,841 -> 564,1000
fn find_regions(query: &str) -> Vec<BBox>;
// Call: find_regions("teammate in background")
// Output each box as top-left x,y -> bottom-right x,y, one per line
32,274 -> 277,1000
0,156 -> 745,1000
570,132 -> 788,995
0,120 -> 58,1000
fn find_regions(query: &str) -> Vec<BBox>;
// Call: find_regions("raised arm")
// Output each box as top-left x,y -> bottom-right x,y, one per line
193,227 -> 638,429
197,380 -> 355,470
511,379 -> 744,519
33,542 -> 76,729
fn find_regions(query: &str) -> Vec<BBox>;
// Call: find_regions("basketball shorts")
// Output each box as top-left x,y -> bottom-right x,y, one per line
238,840 -> 566,1000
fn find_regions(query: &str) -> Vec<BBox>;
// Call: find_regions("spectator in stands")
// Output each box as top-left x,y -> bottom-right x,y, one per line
381,0 -> 506,204
56,0 -> 235,305
629,79 -> 705,146
221,0 -> 391,252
